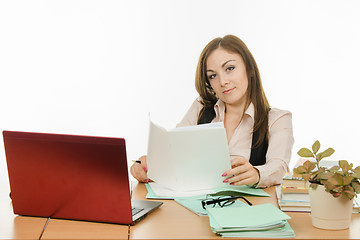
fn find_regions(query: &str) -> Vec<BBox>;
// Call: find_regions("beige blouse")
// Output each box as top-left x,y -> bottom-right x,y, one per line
177,97 -> 294,188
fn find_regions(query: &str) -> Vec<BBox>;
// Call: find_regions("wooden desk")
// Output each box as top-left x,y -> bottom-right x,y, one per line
0,181 -> 48,240
3,180 -> 360,239
130,182 -> 360,240
41,218 -> 129,240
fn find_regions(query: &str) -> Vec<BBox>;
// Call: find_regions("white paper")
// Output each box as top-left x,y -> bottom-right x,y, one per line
147,119 -> 231,192
149,182 -> 215,197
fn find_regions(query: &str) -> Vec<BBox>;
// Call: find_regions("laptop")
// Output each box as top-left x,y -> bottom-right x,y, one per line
2,130 -> 162,225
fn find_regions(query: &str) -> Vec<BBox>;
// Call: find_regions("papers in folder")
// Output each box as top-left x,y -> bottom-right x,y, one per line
145,182 -> 270,199
207,204 -> 295,238
147,120 -> 231,193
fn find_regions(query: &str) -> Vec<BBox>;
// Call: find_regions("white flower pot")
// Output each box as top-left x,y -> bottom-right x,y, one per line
309,184 -> 353,230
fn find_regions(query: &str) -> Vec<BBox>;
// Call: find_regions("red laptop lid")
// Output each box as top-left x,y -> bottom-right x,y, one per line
3,130 -> 133,224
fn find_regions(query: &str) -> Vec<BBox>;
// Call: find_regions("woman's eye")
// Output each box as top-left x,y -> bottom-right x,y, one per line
208,74 -> 216,80
226,66 -> 235,72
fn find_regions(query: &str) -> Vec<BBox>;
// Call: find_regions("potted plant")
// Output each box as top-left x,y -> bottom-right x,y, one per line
293,140 -> 360,230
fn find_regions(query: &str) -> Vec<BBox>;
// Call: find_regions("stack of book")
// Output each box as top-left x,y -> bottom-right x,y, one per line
282,172 -> 309,194
276,172 -> 311,212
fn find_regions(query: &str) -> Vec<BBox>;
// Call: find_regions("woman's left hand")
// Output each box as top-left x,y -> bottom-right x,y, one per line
222,157 -> 260,186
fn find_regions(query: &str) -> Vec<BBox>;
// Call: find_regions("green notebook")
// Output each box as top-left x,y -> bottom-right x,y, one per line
207,203 -> 290,228
207,203 -> 294,238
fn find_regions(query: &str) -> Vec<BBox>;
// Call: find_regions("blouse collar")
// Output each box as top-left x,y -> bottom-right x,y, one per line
214,99 -> 255,122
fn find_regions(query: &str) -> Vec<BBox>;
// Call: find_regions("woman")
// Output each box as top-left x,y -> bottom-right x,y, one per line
131,35 -> 294,188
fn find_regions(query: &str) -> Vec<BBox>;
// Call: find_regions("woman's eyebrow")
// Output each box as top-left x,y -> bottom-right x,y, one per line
206,60 -> 236,73
222,59 -> 236,67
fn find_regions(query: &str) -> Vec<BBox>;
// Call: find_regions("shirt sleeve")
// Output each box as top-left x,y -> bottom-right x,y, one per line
176,98 -> 203,127
254,110 -> 294,188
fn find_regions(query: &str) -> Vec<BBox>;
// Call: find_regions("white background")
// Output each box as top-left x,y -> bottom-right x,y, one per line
1,0 -> 360,183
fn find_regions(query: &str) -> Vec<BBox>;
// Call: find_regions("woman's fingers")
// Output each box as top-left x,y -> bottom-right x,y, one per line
222,157 -> 259,186
130,155 -> 149,182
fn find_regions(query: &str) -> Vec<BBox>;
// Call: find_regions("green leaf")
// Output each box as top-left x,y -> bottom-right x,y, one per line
339,160 -> 350,172
324,181 -> 337,191
316,152 -> 323,161
343,190 -> 355,200
302,173 -> 311,181
352,172 -> 360,179
293,166 -> 307,174
297,148 -> 314,158
312,140 -> 320,154
329,166 -> 340,172
317,172 -> 333,180
327,173 -> 343,185
320,148 -> 335,158
343,176 -> 353,185
351,181 -> 360,193
352,166 -> 360,178
311,170 -> 324,181
344,185 -> 354,192
303,160 -> 316,171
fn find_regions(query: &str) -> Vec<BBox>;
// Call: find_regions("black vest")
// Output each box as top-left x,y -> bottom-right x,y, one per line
198,105 -> 268,166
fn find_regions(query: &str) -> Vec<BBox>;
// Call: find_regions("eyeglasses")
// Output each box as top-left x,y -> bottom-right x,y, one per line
201,195 -> 253,209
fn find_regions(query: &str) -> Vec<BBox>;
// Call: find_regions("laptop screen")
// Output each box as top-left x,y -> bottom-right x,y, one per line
3,130 -> 134,224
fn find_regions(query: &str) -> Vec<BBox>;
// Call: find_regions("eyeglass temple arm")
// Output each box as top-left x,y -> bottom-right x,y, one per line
219,196 -> 253,206
203,196 -> 252,206
238,196 -> 253,206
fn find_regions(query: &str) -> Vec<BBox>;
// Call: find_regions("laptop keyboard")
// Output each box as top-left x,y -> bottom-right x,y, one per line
132,207 -> 144,216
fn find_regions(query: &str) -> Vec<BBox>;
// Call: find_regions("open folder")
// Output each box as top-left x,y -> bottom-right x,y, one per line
147,120 -> 231,193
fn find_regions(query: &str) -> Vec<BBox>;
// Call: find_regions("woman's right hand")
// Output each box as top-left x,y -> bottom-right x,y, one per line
130,155 -> 149,183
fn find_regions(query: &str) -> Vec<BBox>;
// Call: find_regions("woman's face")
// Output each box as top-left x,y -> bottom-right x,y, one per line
206,47 -> 248,108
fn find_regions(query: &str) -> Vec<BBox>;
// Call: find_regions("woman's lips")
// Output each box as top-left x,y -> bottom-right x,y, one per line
223,87 -> 235,94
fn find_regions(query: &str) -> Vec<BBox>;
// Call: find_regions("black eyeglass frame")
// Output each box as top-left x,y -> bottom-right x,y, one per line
201,195 -> 253,209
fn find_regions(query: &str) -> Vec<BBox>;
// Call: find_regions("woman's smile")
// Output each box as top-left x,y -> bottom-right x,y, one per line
223,87 -> 235,94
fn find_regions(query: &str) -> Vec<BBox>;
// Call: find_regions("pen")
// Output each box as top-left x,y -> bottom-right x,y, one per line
132,160 -> 142,164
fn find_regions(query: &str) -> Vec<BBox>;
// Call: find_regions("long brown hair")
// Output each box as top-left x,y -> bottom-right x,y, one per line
195,35 -> 270,147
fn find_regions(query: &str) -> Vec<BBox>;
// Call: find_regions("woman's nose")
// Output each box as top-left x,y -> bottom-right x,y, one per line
218,74 -> 229,86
